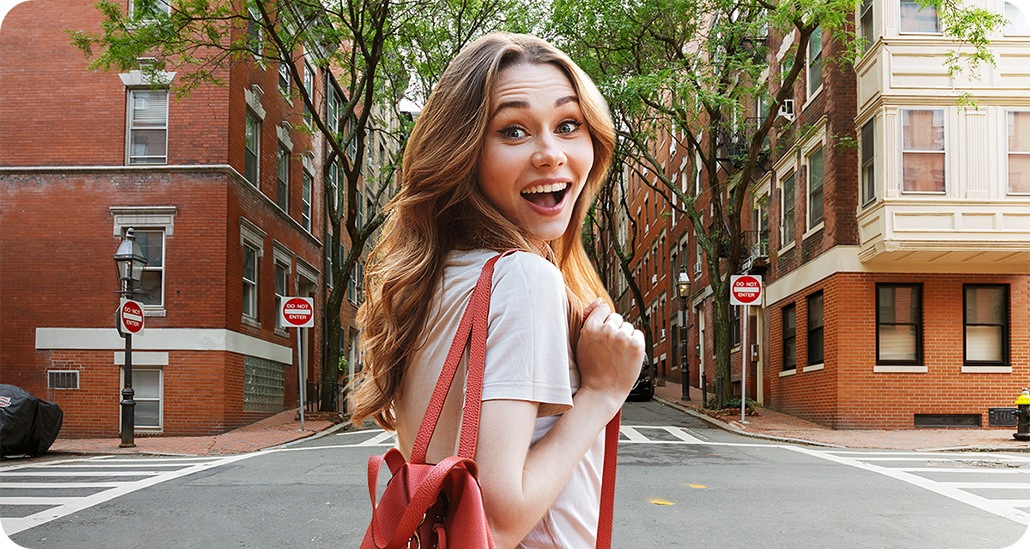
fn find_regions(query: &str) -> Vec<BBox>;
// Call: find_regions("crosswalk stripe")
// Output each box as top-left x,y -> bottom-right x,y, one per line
620,426 -> 649,442
663,426 -> 703,443
357,431 -> 396,446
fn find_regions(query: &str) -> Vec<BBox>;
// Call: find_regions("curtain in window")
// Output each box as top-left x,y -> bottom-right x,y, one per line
878,285 -> 920,362
903,110 -> 945,192
965,286 -> 1005,362
900,0 -> 939,32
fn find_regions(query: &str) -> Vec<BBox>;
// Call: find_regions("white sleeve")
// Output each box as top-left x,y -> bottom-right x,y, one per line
481,252 -> 574,416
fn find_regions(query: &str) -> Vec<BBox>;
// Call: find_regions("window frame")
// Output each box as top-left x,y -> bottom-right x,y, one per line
807,26 -> 823,97
276,144 -> 290,211
860,0 -> 875,52
278,60 -> 291,97
132,229 -> 165,308
274,260 -> 290,332
126,88 -> 169,165
900,0 -> 940,33
807,146 -> 825,230
807,292 -> 825,366
780,171 -> 796,248
901,108 -> 946,194
245,110 -> 261,187
132,368 -> 163,430
129,0 -> 171,18
963,284 -> 1009,367
876,283 -> 923,366
1006,110 -> 1030,195
782,304 -> 797,372
861,118 -> 877,206
242,243 -> 259,321
302,170 -> 313,232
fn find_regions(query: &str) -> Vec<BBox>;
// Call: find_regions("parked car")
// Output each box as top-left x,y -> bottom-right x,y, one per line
0,384 -> 63,458
627,359 -> 654,401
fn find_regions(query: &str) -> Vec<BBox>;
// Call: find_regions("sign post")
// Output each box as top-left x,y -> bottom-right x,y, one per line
730,275 -> 762,424
280,297 -> 314,431
118,298 -> 145,335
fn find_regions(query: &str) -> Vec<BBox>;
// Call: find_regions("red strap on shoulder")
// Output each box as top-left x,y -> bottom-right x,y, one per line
410,252 -> 506,463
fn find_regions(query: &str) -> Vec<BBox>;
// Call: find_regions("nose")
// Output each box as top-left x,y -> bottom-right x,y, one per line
532,135 -> 567,168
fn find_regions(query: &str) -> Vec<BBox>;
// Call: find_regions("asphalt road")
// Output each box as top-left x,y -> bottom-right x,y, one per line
3,399 -> 1029,548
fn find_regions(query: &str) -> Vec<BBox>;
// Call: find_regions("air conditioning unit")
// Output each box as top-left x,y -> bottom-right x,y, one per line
651,274 -> 658,284
661,329 -> 666,339
775,99 -> 795,125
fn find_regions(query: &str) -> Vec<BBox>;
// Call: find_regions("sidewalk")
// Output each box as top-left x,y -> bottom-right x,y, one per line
36,383 -> 1030,459
43,409 -> 343,457
654,379 -> 1030,452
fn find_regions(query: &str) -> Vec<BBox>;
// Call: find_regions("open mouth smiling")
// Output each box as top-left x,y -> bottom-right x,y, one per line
520,182 -> 569,209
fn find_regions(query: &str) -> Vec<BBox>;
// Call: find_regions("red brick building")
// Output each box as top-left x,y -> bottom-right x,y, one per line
606,1 -> 1030,429
0,0 -> 358,436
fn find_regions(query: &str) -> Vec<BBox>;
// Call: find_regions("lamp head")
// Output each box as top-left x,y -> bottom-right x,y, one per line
114,228 -> 148,287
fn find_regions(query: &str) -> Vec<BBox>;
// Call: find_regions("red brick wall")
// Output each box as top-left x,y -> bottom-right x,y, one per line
767,272 -> 1030,429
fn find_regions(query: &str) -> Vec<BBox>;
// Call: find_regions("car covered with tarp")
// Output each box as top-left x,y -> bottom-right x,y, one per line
0,384 -> 63,458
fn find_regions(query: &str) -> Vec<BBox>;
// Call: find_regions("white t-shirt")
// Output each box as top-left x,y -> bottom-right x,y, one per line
395,249 -> 604,548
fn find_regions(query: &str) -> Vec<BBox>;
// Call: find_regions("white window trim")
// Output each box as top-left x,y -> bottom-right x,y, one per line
899,107 -> 947,195
779,169 -> 797,250
804,144 -> 826,235
119,366 -> 164,432
874,365 -> 928,373
961,365 -> 1013,373
111,206 -> 176,316
802,363 -> 825,373
240,218 -> 266,327
779,369 -> 797,378
125,88 -> 169,165
1006,109 -> 1030,195
128,0 -> 171,18
805,26 -> 824,103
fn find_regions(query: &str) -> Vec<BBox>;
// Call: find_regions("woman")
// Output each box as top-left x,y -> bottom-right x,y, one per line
352,32 -> 645,548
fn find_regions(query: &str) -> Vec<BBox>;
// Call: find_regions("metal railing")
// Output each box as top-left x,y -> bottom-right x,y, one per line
305,381 -> 345,413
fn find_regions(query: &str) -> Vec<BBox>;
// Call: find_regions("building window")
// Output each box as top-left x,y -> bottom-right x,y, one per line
783,305 -> 797,371
247,7 -> 262,55
130,0 -> 170,17
304,61 -> 315,126
1005,1 -> 1030,35
127,89 -> 168,165
807,147 -> 824,229
133,229 -> 165,307
807,26 -> 823,96
781,172 -> 796,247
1007,111 -> 1030,194
877,284 -> 922,364
900,0 -> 939,33
278,61 -> 291,96
133,369 -> 162,430
861,119 -> 876,206
245,110 -> 260,186
275,262 -> 289,330
48,370 -> 80,390
902,109 -> 945,193
302,171 -> 312,231
243,243 -> 259,319
964,285 -> 1008,365
277,145 -> 290,210
807,292 -> 824,365
860,0 -> 875,51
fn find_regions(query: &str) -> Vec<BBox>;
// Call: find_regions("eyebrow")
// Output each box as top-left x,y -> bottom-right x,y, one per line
491,95 -> 580,118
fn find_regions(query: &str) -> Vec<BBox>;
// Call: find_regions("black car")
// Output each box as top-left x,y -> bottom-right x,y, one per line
627,360 -> 654,401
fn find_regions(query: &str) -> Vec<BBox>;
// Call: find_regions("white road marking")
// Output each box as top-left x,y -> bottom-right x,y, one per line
0,454 -> 254,536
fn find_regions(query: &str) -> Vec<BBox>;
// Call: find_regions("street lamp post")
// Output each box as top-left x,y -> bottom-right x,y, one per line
114,228 -> 148,448
677,270 -> 690,401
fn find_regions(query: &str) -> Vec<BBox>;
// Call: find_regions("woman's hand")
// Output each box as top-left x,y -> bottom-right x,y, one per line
576,299 -> 645,406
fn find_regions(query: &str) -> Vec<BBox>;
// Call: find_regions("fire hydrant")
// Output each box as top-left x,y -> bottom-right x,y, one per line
1014,389 -> 1030,442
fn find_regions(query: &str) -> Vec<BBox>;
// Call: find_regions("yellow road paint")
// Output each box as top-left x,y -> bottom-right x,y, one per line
688,483 -> 708,489
649,498 -> 676,506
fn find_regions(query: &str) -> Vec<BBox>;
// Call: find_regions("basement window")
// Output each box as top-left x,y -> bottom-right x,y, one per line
914,414 -> 981,428
48,370 -> 80,390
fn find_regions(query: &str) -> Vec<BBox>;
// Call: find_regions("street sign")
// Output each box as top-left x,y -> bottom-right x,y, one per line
119,299 -> 145,335
730,275 -> 763,306
280,297 -> 314,328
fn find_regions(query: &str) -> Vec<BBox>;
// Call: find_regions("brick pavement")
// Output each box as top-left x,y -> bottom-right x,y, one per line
655,379 -> 1030,452
45,409 -> 339,457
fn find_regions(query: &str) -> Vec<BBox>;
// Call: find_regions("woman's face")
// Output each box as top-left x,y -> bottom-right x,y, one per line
477,62 -> 594,243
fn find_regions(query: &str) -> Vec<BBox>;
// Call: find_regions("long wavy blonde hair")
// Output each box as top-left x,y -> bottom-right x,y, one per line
351,33 -> 616,430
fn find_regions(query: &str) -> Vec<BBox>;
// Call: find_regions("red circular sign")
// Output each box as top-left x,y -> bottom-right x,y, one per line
121,300 -> 145,334
731,275 -> 762,305
282,297 -> 314,327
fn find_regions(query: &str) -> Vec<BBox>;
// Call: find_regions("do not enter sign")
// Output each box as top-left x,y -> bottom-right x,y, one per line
730,275 -> 763,306
280,297 -> 315,328
119,299 -> 145,335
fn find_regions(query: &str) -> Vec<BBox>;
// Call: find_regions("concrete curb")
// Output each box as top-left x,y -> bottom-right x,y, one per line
654,396 -> 844,448
655,396 -> 1030,453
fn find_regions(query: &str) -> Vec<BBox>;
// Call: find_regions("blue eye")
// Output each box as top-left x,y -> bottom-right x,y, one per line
500,125 -> 527,139
557,120 -> 582,134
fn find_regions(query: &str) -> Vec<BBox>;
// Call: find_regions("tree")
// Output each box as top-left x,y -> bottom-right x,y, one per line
71,0 -> 537,411
550,0 -> 1003,408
